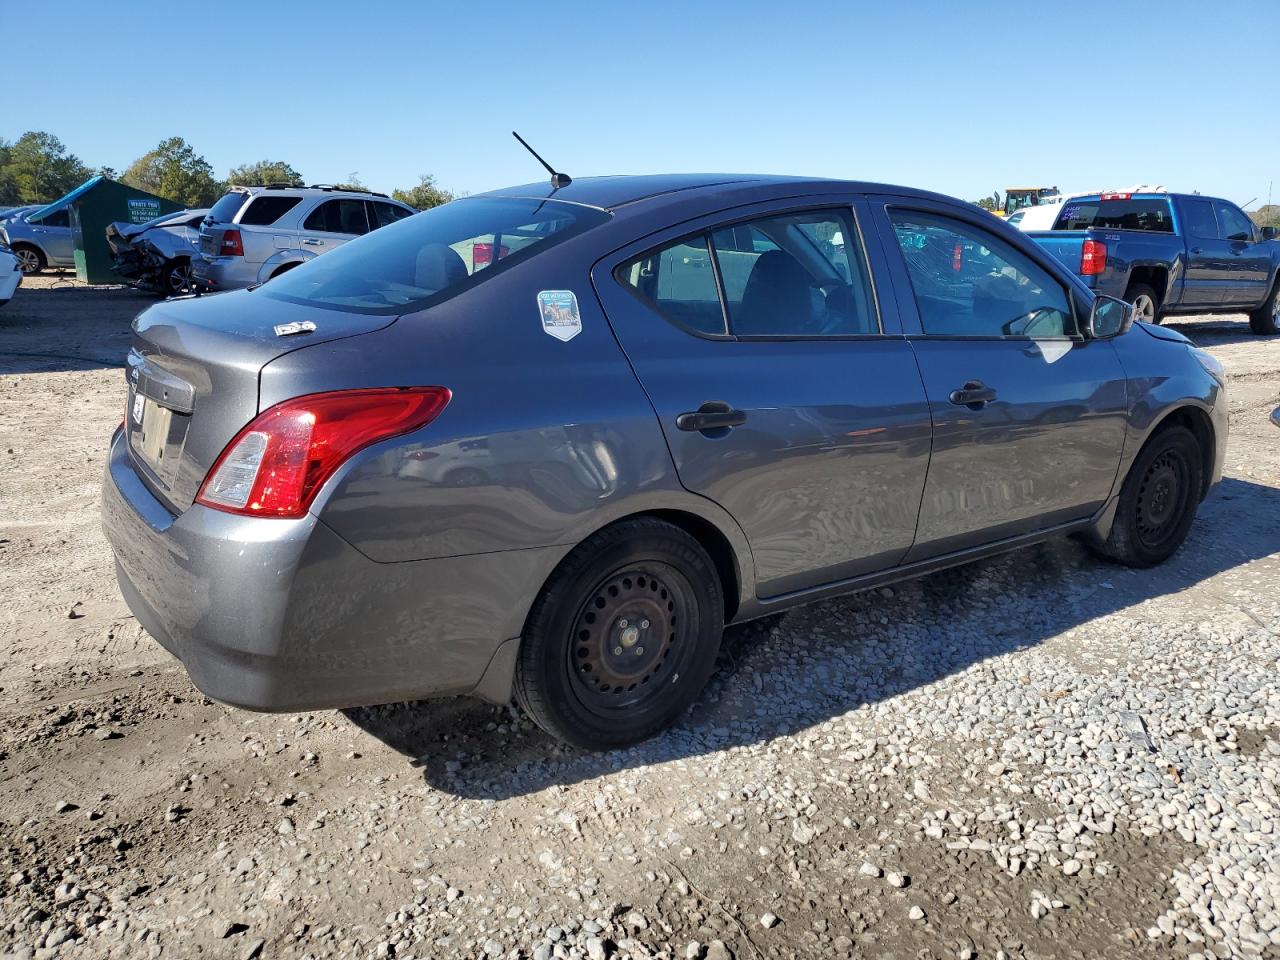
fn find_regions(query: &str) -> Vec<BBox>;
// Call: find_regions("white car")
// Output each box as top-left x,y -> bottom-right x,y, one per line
0,244 -> 22,307
1006,199 -> 1068,231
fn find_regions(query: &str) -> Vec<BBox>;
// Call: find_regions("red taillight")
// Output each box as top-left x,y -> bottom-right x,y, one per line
952,243 -> 963,273
1081,239 -> 1107,276
195,387 -> 451,518
471,241 -> 510,271
219,229 -> 244,256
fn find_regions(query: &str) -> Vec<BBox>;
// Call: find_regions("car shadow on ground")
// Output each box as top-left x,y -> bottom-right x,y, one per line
345,475 -> 1280,800
0,281 -> 148,374
1163,318 -> 1271,347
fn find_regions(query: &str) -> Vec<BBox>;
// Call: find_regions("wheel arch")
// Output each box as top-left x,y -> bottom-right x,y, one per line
1144,403 -> 1216,500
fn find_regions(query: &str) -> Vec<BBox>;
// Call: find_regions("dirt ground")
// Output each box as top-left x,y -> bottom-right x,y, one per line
1,274 -> 1277,960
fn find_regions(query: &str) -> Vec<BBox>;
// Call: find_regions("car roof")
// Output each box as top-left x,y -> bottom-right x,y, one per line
480,173 -> 960,214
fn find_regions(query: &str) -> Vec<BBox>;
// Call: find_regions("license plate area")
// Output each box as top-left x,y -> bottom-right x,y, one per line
128,388 -> 175,478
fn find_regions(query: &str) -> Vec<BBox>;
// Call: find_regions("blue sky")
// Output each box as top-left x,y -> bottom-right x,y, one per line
10,0 -> 1279,207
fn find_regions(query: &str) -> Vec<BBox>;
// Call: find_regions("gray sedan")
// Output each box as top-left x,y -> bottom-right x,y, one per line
102,174 -> 1227,750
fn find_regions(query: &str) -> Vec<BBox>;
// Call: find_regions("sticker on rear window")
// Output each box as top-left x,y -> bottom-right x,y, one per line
537,290 -> 582,342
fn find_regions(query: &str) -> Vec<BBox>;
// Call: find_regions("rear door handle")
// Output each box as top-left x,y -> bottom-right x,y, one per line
676,401 -> 747,433
949,380 -> 997,409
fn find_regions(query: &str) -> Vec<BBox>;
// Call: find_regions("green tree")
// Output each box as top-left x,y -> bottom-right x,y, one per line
0,131 -> 92,204
227,159 -> 304,187
122,137 -> 222,206
391,174 -> 454,211
973,196 -> 998,213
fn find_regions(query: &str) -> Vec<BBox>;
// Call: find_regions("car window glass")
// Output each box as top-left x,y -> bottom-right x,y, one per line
239,196 -> 302,226
265,196 -> 606,314
1214,202 -> 1254,242
373,201 -> 415,229
1182,199 -> 1218,239
618,235 -> 724,336
36,209 -> 71,228
1055,198 -> 1172,232
711,210 -> 877,336
303,199 -> 369,235
890,210 -> 1074,338
209,191 -> 250,223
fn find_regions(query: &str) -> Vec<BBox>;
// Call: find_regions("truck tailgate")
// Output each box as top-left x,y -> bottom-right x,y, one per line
1025,230 -> 1086,272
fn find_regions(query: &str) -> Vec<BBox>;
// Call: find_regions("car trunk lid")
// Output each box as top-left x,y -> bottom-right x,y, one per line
125,290 -> 397,513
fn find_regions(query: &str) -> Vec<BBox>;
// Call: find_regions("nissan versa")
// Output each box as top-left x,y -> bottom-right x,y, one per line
102,174 -> 1227,750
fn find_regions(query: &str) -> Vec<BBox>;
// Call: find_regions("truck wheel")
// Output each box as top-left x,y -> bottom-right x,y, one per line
1089,425 -> 1203,568
1249,280 -> 1280,335
514,518 -> 724,750
1125,283 -> 1161,325
12,244 -> 45,275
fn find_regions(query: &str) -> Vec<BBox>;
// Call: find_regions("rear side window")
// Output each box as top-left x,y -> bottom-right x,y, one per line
208,191 -> 250,224
1055,197 -> 1172,232
890,210 -> 1074,338
238,196 -> 302,226
264,197 -> 608,314
303,199 -> 370,235
372,201 -> 415,229
618,208 -> 878,338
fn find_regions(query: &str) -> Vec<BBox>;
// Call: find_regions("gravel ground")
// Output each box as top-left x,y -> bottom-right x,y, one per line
1,275 -> 1278,960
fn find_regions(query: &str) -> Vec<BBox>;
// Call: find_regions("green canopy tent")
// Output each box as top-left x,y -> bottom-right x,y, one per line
28,177 -> 183,284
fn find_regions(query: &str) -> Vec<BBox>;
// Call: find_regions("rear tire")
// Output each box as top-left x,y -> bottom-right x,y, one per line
514,518 -> 724,750
13,244 -> 45,275
1125,283 -> 1161,325
1090,425 -> 1203,568
269,262 -> 300,279
1248,279 -> 1280,335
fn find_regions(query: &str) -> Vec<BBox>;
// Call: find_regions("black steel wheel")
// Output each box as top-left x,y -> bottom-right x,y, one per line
1090,424 -> 1203,568
515,518 -> 724,750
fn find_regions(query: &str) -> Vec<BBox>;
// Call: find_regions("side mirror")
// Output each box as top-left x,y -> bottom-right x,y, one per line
1263,226 -> 1278,241
1086,295 -> 1135,339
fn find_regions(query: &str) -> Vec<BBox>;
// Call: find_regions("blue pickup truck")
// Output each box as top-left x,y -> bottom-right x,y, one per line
1026,192 -> 1280,334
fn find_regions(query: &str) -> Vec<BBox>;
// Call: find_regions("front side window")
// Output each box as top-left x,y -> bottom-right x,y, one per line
264,196 -> 608,314
35,209 -> 71,228
239,196 -> 302,226
303,199 -> 370,235
1214,201 -> 1255,242
617,207 -> 878,338
891,210 -> 1074,338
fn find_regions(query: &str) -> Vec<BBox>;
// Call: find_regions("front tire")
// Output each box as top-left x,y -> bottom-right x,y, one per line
1125,283 -> 1161,325
514,518 -> 724,750
1249,279 -> 1280,335
13,244 -> 45,275
1091,425 -> 1203,568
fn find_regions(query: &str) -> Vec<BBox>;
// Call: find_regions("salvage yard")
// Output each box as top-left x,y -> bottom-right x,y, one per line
1,277 -> 1278,960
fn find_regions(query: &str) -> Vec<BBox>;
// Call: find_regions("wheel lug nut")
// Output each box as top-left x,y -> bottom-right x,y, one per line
635,646 -> 645,656
613,647 -> 623,656
618,619 -> 628,628
640,619 -> 650,629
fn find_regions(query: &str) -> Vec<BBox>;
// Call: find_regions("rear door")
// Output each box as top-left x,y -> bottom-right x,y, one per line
870,197 -> 1128,559
1178,197 -> 1231,306
594,198 -> 932,598
298,198 -> 370,255
1213,200 -> 1271,307
32,208 -> 74,262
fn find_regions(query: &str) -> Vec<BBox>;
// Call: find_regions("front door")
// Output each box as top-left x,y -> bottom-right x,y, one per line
1213,200 -> 1271,308
873,200 -> 1129,560
594,201 -> 932,598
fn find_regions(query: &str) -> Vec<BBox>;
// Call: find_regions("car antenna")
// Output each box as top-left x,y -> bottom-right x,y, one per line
512,131 -> 571,189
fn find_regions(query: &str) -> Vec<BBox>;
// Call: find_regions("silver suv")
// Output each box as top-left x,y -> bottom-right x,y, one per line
191,185 -> 416,291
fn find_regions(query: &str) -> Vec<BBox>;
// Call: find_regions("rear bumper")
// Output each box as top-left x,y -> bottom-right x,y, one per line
102,428 -> 554,711
191,255 -> 258,291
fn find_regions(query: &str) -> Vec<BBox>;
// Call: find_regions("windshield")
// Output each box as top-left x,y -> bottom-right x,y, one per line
263,197 -> 610,315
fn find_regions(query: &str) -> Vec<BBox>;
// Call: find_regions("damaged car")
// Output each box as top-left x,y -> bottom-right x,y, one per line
106,209 -> 208,296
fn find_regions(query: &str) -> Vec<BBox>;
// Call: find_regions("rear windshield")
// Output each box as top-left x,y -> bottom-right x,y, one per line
262,197 -> 610,314
1054,197 -> 1173,233
208,191 -> 250,224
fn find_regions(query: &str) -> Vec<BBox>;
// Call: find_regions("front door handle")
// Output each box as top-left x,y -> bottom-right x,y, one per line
1190,246 -> 1203,255
302,238 -> 324,246
676,401 -> 747,434
949,380 -> 997,410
